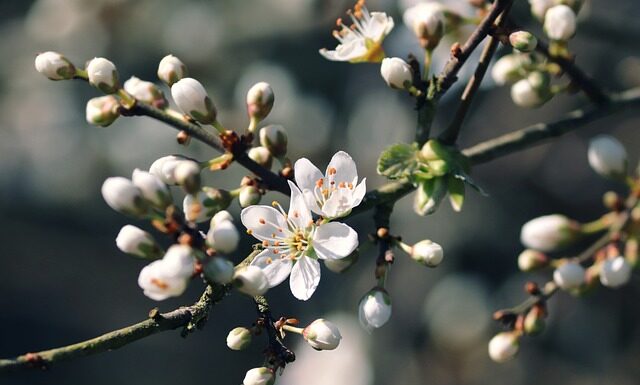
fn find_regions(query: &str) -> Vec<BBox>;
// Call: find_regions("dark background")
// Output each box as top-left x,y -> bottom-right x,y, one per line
1,0 -> 639,384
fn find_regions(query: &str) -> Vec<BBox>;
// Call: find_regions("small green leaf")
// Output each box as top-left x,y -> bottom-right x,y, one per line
413,177 -> 447,216
377,143 -> 419,180
447,175 -> 465,212
452,171 -> 488,196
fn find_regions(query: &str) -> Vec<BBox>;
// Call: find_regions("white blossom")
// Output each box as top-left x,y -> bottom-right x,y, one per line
157,54 -> 187,86
86,95 -> 120,127
402,2 -> 445,49
303,319 -> 342,351
116,225 -> 161,259
517,249 -> 549,272
587,135 -> 627,178
101,177 -> 147,217
488,332 -> 520,363
227,327 -> 252,351
410,240 -> 443,267
529,0 -> 555,21
137,245 -> 195,301
544,5 -> 576,41
319,3 -> 394,63
242,181 -> 359,300
211,210 -> 234,227
600,256 -> 632,288
131,168 -> 172,209
358,288 -> 392,331
171,77 -> 217,124
380,57 -> 413,89
294,151 -> 366,219
86,57 -> 119,94
491,54 -> 529,86
509,31 -> 537,52
553,262 -> 585,290
243,367 -> 275,385
510,73 -> 550,108
149,155 -> 192,185
520,214 -> 576,252
173,160 -> 201,194
234,266 -> 270,296
35,51 -> 75,80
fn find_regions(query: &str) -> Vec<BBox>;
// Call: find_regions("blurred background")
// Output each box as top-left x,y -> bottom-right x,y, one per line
1,0 -> 640,384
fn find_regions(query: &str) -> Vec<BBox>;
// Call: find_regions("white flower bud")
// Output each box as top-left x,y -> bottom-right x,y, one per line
403,2 -> 446,49
157,54 -> 187,86
517,249 -> 549,272
600,256 -> 632,288
553,262 -> 585,290
227,327 -> 252,351
509,31 -> 537,52
239,185 -> 262,208
101,177 -> 147,217
123,76 -> 167,108
171,77 -> 217,124
303,319 -> 342,351
149,155 -> 191,185
358,288 -> 392,331
259,125 -> 288,158
86,57 -> 119,94
242,367 -> 275,385
491,54 -> 531,86
35,51 -> 75,80
246,82 -> 274,123
207,220 -> 240,254
86,95 -> 120,127
173,160 -> 201,194
162,244 -> 196,277
529,0 -> 555,21
380,57 -> 413,89
409,240 -> 444,267
488,332 -> 520,363
587,135 -> 628,178
324,250 -> 358,273
211,210 -> 234,227
248,146 -> 273,169
510,72 -> 552,108
204,257 -> 235,284
520,214 -> 578,252
131,169 -> 172,209
544,5 -> 576,41
183,188 -> 233,223
234,266 -> 269,296
116,225 -> 162,259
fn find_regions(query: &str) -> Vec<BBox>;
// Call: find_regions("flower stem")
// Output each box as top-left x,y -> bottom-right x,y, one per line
281,325 -> 304,335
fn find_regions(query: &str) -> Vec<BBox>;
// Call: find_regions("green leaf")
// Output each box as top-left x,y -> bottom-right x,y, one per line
452,171 -> 488,196
377,143 -> 419,180
413,177 -> 447,216
447,175 -> 465,212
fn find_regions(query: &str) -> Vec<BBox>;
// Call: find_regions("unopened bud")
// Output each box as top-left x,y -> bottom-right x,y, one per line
600,256 -> 632,288
303,319 -> 342,351
171,77 -> 217,124
529,0 -> 555,21
157,54 -> 187,86
173,160 -> 201,194
358,287 -> 392,331
246,82 -> 274,125
488,332 -> 520,363
544,5 -> 576,41
116,225 -> 162,259
259,124 -> 288,158
520,214 -> 578,252
204,256 -> 235,284
86,57 -> 119,94
509,31 -> 537,52
207,219 -> 240,254
123,76 -> 167,108
131,168 -> 172,209
517,249 -> 550,271
403,2 -> 446,50
148,155 -> 192,185
380,57 -> 413,89
414,177 -> 447,216
248,146 -> 273,169
234,266 -> 269,296
226,327 -> 252,351
491,54 -> 532,86
523,306 -> 546,336
242,367 -> 275,385
510,71 -> 552,108
587,135 -> 627,178
35,51 -> 75,80
86,95 -> 120,127
183,187 -> 233,223
239,185 -> 262,208
101,177 -> 147,217
407,240 -> 443,267
553,261 -> 585,290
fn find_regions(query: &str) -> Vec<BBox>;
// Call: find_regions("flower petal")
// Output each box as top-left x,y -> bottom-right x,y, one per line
350,178 -> 367,208
241,205 -> 291,242
313,222 -> 359,260
289,255 -> 321,301
302,189 -> 323,216
294,158 -> 324,192
321,188 -> 352,219
251,249 -> 293,287
288,181 -> 314,229
367,12 -> 394,41
327,151 -> 358,185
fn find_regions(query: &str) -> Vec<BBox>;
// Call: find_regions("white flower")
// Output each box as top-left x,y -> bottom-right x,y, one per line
358,288 -> 391,331
35,51 -> 75,80
123,76 -> 166,107
243,367 -> 275,385
207,218 -> 240,254
227,327 -> 252,351
171,77 -> 217,124
380,57 -> 413,89
204,257 -> 235,284
86,57 -> 119,94
242,181 -> 359,300
402,2 -> 445,49
116,225 -> 162,259
137,245 -> 195,301
510,72 -> 551,108
520,214 -> 577,252
587,135 -> 628,178
303,319 -> 342,351
234,266 -> 270,296
410,240 -> 443,267
211,210 -> 234,227
246,82 -> 274,123
553,262 -> 585,290
101,177 -> 147,217
149,155 -> 192,185
319,3 -> 394,63
259,125 -> 288,158
131,168 -> 172,209
294,151 -> 366,219
86,95 -> 120,127
529,0 -> 555,21
544,5 -> 576,41
488,332 -> 520,363
600,256 -> 632,288
157,54 -> 187,86
239,185 -> 262,208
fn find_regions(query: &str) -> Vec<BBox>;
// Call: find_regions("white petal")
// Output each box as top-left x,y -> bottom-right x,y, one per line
321,188 -> 352,219
241,205 -> 291,241
294,158 -> 324,192
327,151 -> 358,185
334,40 -> 368,61
251,249 -> 293,288
350,178 -> 367,208
287,181 -> 313,229
289,256 -> 321,301
366,12 -> 394,41
313,222 -> 358,260
302,189 -> 324,216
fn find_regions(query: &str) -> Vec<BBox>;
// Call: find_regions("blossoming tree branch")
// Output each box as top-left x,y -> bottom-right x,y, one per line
4,0 -> 640,383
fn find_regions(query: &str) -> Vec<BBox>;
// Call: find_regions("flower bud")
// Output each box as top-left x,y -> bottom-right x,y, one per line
242,367 -> 275,385
86,95 -> 120,127
173,160 -> 201,194
149,155 -> 192,185
101,177 -> 147,217
211,210 -> 234,227
414,177 -> 447,216
303,319 -> 342,351
324,250 -> 359,273
35,51 -> 75,80
488,332 -> 520,363
544,5 -> 576,41
137,245 -> 194,301
520,214 -> 578,252
227,327 -> 252,351
517,249 -> 550,272
157,54 -> 187,86
116,224 -> 162,259
239,185 -> 262,208
207,219 -> 240,254
509,31 -> 537,52
123,76 -> 167,108
491,54 -> 532,86
86,57 -> 119,94
380,57 -> 413,90
248,146 -> 273,169
259,125 -> 288,158
510,72 -> 552,108
600,256 -> 632,288
234,266 -> 269,296
403,2 -> 446,50
204,257 -> 235,284
408,240 -> 443,267
183,187 -> 233,223
587,135 -> 627,178
171,77 -> 217,124
529,0 -> 555,21
553,261 -> 585,290
358,288 -> 392,331
246,82 -> 274,124
131,169 -> 172,209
